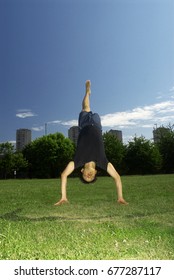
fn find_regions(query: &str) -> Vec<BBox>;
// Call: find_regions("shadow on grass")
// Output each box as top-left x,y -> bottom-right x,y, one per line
0,208 -> 120,222
1,208 -> 173,223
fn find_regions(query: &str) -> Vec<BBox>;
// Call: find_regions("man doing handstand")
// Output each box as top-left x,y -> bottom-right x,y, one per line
55,80 -> 128,205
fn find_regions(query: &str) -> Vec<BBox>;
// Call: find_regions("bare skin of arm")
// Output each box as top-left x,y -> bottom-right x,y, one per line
54,161 -> 128,205
54,161 -> 75,206
107,162 -> 128,205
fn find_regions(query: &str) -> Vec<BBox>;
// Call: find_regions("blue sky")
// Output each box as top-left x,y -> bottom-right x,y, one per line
1,0 -> 174,145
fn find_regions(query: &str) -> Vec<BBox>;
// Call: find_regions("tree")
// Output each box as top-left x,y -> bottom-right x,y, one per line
103,132 -> 126,174
12,152 -> 28,178
23,133 -> 75,178
125,136 -> 162,175
0,143 -> 28,179
156,125 -> 174,173
0,143 -> 14,179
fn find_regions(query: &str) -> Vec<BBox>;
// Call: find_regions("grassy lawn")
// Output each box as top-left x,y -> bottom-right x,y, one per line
0,175 -> 174,260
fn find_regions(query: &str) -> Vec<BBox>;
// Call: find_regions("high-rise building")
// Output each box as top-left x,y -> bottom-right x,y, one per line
108,129 -> 123,142
16,129 -> 32,151
68,126 -> 79,145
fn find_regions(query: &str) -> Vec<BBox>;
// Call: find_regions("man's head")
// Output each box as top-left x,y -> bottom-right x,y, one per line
80,162 -> 97,184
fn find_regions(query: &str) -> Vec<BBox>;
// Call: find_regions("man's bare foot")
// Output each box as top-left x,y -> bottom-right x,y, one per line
54,198 -> 69,206
86,80 -> 91,95
117,198 -> 129,205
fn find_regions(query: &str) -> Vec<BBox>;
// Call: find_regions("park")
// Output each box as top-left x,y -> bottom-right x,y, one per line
0,175 -> 173,260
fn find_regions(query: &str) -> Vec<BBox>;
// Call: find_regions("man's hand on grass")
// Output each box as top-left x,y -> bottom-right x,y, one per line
54,198 -> 128,206
54,198 -> 69,206
117,198 -> 129,205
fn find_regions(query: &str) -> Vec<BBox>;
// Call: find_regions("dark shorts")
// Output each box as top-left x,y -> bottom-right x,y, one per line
78,111 -> 102,130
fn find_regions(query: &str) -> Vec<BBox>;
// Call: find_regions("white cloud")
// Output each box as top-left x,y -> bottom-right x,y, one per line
101,107 -> 153,128
46,119 -> 78,126
32,120 -> 78,133
55,100 -> 174,130
46,120 -> 78,126
61,120 -> 78,126
156,86 -> 174,100
156,92 -> 163,99
16,109 -> 37,118
141,124 -> 154,128
32,126 -> 44,132
100,100 -> 174,128
47,120 -> 61,124
9,140 -> 16,145
169,86 -> 174,92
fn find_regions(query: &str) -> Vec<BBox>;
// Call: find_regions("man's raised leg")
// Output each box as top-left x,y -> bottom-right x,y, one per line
82,80 -> 91,112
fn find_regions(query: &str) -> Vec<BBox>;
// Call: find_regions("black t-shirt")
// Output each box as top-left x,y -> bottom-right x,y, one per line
74,125 -> 109,171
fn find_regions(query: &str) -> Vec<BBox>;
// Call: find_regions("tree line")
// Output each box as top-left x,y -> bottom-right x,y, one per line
0,125 -> 174,179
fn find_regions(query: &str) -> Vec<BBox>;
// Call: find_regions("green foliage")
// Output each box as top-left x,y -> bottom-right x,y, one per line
23,133 -> 75,178
0,143 -> 28,179
125,136 -> 162,175
156,126 -> 174,173
12,153 -> 28,177
1,125 -> 174,179
103,132 -> 126,173
103,125 -> 174,175
0,143 -> 14,179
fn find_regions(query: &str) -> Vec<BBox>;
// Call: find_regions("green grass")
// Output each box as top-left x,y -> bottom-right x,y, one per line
0,175 -> 174,260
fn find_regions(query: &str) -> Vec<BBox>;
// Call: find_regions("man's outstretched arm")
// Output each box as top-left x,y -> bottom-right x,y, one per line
54,161 -> 75,206
107,162 -> 128,205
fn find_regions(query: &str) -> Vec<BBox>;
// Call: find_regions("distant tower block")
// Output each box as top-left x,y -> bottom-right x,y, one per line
16,129 -> 32,151
108,129 -> 123,142
68,126 -> 79,145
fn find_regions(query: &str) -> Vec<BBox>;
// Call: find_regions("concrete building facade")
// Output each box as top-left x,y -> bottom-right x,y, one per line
16,129 -> 32,151
108,129 -> 123,142
68,126 -> 79,145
